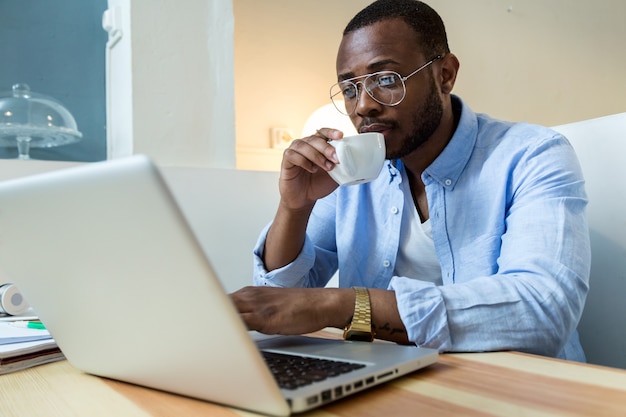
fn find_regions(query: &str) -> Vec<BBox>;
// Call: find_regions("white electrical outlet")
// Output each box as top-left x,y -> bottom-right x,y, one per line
270,127 -> 294,149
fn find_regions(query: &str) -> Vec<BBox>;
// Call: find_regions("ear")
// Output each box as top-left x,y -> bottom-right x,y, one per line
438,53 -> 460,95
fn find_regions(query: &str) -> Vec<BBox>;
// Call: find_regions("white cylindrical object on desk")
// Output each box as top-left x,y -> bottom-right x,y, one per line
0,283 -> 29,315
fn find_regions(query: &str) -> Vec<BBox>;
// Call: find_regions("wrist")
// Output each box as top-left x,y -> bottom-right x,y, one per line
323,288 -> 357,329
277,197 -> 316,215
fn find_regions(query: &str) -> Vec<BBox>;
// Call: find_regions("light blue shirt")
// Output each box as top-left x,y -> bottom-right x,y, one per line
253,96 -> 590,361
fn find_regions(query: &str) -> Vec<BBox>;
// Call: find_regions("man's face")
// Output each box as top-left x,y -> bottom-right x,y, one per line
336,19 -> 444,160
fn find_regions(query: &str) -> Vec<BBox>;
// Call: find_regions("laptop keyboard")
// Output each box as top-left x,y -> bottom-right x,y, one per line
262,351 -> 366,390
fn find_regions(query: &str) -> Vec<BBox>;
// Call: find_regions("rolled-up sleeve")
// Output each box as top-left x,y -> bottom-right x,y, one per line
252,223 -> 317,288
389,277 -> 451,349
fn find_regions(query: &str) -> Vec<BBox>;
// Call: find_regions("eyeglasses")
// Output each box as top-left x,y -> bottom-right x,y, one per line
329,55 -> 443,116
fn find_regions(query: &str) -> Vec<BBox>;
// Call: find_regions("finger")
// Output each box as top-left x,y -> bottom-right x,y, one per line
282,146 -> 322,174
229,286 -> 257,313
239,312 -> 259,331
312,129 -> 343,164
315,128 -> 344,141
301,135 -> 340,165
240,307 -> 282,335
285,138 -> 337,172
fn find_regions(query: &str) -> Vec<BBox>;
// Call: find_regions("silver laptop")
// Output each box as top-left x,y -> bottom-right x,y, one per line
0,155 -> 438,416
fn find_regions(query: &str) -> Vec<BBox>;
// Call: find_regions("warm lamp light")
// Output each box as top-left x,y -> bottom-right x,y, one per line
302,101 -> 357,138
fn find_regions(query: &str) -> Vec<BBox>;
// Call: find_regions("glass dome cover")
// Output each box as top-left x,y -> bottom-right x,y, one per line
0,83 -> 82,159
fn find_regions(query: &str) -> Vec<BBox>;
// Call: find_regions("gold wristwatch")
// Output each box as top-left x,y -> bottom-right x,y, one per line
343,287 -> 375,342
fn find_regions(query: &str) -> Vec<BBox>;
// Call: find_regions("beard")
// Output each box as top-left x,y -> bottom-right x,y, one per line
387,75 -> 444,160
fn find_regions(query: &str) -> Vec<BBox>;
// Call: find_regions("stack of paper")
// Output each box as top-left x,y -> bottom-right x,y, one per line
0,318 -> 64,375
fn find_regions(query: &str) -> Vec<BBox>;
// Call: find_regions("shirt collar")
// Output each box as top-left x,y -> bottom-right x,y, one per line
384,95 -> 477,188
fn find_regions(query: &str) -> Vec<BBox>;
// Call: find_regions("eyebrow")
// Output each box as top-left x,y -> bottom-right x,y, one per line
337,58 -> 401,81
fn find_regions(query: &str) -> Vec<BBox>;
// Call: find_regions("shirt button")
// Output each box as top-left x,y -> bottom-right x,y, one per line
444,179 -> 452,186
390,207 -> 399,214
383,260 -> 391,268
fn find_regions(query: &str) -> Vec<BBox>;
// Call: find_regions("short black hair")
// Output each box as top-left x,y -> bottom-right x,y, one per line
344,0 -> 450,59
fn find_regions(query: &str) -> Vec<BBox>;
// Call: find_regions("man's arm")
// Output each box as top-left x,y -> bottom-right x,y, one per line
262,128 -> 343,270
230,286 -> 410,344
262,203 -> 312,271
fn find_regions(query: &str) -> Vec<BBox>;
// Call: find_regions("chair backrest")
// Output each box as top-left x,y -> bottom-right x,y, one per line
159,166 -> 280,294
553,112 -> 626,369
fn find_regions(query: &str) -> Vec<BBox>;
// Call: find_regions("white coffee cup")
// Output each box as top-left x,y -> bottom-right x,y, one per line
328,132 -> 386,186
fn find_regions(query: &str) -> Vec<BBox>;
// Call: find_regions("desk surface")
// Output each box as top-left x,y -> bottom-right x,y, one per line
2,346 -> 626,417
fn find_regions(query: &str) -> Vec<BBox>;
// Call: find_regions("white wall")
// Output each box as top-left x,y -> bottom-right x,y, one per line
106,0 -> 236,168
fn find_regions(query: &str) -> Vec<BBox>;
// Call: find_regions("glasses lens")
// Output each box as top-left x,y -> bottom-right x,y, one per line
329,71 -> 406,115
330,82 -> 356,115
365,72 -> 405,106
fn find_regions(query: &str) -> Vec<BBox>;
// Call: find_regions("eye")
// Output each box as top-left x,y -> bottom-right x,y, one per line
376,73 -> 401,88
341,83 -> 358,100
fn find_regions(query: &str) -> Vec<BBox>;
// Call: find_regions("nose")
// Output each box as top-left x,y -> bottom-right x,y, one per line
353,81 -> 383,117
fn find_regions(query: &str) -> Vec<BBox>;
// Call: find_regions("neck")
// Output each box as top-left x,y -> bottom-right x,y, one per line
400,96 -> 459,177
400,96 -> 460,223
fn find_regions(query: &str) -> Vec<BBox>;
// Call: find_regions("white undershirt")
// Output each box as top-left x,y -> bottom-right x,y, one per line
393,175 -> 443,285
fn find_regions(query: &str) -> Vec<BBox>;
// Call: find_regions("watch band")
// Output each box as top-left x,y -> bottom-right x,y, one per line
343,287 -> 374,342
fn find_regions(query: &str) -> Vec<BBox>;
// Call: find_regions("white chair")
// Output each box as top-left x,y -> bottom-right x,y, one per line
554,112 -> 626,369
160,166 -> 280,294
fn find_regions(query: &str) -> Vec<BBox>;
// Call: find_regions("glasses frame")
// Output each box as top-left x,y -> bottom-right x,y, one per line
330,55 -> 443,116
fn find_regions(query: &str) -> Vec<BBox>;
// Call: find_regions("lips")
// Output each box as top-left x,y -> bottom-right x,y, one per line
359,123 -> 393,134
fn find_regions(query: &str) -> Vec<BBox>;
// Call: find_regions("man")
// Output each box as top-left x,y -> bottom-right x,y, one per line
231,0 -> 590,361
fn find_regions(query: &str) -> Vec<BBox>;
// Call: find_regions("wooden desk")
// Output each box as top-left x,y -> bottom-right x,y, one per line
2,348 -> 626,417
